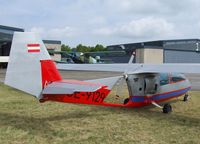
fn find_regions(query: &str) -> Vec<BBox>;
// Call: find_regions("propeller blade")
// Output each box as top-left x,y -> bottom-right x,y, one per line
115,52 -> 135,97
115,77 -> 125,98
124,51 -> 136,74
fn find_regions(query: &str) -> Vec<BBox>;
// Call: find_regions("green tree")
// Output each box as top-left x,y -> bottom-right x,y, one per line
76,44 -> 91,52
61,43 -> 107,53
61,44 -> 71,52
90,44 -> 107,52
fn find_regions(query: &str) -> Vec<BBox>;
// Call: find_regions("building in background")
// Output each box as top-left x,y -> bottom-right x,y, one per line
107,39 -> 200,64
0,25 -> 24,67
43,40 -> 61,61
0,25 -> 24,58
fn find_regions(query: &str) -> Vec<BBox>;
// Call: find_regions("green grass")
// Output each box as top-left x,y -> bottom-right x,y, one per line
0,83 -> 200,144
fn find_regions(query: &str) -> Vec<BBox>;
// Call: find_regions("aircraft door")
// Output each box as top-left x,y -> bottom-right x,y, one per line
144,75 -> 159,95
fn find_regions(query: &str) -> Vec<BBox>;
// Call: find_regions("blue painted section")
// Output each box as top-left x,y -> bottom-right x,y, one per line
131,96 -> 145,102
131,87 -> 191,102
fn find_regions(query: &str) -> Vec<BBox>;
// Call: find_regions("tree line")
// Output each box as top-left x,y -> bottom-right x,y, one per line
61,44 -> 108,52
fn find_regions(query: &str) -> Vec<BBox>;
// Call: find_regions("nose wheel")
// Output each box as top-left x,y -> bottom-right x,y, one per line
183,93 -> 189,102
152,102 -> 172,113
162,103 -> 172,113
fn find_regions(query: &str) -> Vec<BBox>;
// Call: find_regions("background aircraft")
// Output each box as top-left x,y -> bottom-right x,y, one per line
4,32 -> 200,113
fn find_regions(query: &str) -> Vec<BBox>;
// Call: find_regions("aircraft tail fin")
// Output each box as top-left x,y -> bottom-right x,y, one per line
5,32 -> 62,98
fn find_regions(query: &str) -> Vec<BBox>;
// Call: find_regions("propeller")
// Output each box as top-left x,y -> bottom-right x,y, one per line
115,76 -> 125,99
115,51 -> 135,98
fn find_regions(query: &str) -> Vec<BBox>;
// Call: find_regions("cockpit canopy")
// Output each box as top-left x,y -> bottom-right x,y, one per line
160,73 -> 186,86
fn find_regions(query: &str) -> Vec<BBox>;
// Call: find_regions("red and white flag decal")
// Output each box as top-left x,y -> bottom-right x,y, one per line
27,44 -> 40,53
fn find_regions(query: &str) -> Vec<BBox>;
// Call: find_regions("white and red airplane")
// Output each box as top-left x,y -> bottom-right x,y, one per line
4,32 -> 200,113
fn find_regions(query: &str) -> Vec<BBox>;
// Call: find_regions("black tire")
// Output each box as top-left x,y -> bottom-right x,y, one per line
123,98 -> 129,105
183,94 -> 189,102
163,103 -> 172,113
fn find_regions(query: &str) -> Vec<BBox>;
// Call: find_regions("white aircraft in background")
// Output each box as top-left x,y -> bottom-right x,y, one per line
4,32 -> 200,113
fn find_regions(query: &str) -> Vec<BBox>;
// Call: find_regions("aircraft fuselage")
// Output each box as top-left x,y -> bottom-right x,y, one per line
126,73 -> 191,107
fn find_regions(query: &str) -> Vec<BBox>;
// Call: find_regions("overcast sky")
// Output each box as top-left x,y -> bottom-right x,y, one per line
1,0 -> 200,47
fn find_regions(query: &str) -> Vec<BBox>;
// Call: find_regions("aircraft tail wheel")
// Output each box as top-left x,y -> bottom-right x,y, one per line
183,94 -> 189,102
123,98 -> 129,105
39,99 -> 45,103
163,103 -> 172,113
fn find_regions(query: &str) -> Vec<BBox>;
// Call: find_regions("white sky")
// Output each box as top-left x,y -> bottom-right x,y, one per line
1,0 -> 200,47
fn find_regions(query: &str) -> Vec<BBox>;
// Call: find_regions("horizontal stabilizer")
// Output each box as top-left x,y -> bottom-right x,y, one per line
42,80 -> 104,94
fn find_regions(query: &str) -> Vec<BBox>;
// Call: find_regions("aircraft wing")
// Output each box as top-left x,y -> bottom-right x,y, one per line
57,63 -> 200,74
57,63 -> 139,72
128,64 -> 200,74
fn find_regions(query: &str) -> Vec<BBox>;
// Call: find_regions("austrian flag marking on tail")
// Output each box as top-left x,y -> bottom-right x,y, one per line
27,44 -> 40,53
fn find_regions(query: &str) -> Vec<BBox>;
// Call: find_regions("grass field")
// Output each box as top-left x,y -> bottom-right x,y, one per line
0,83 -> 200,144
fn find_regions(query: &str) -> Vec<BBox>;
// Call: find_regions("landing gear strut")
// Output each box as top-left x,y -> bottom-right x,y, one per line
162,103 -> 172,113
152,102 -> 172,113
183,93 -> 189,102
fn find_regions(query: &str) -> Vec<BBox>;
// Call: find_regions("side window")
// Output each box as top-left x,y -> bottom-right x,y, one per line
160,73 -> 169,86
171,73 -> 185,83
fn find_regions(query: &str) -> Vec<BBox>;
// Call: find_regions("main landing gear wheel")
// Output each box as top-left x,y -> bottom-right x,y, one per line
123,98 -> 129,105
162,103 -> 172,113
183,94 -> 189,102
